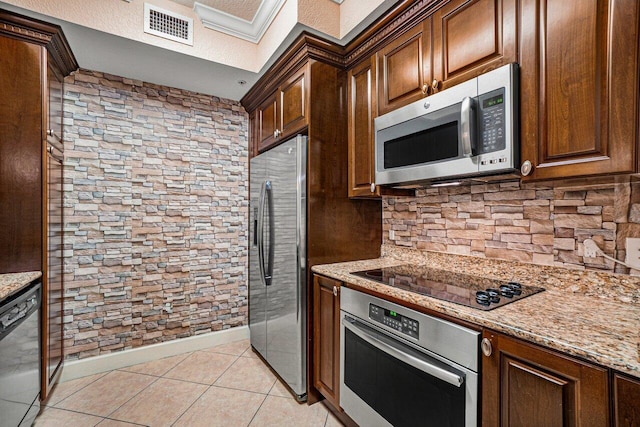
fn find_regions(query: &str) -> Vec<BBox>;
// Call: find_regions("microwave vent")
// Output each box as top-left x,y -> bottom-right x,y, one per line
144,4 -> 193,45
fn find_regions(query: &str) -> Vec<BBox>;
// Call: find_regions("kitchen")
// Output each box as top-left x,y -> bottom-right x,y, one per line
0,0 -> 638,426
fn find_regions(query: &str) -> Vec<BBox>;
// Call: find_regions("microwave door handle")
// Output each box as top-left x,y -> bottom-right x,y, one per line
460,96 -> 476,157
342,316 -> 464,388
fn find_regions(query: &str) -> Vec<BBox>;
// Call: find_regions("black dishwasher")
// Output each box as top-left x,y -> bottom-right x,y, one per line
0,282 -> 41,427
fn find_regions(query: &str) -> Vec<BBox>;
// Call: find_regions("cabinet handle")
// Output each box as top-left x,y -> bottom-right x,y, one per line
47,129 -> 62,143
481,338 -> 492,357
370,183 -> 376,193
421,84 -> 429,96
431,79 -> 440,92
520,160 -> 533,176
47,145 -> 64,162
333,286 -> 338,297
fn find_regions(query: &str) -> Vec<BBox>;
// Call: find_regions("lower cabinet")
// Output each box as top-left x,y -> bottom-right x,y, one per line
481,329 -> 610,426
614,373 -> 640,427
312,274 -> 341,409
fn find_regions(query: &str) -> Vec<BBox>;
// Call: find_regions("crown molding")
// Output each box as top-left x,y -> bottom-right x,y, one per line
0,8 -> 78,75
193,0 -> 285,44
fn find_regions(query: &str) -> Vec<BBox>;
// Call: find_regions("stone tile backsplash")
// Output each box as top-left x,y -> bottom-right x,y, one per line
63,70 -> 248,360
383,180 -> 640,274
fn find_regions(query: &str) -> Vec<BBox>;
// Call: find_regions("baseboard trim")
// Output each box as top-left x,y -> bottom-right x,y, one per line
60,326 -> 249,382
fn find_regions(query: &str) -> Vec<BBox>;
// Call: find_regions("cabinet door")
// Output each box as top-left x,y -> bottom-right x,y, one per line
47,60 -> 64,152
0,36 -> 43,273
432,0 -> 517,91
482,330 -> 609,426
257,95 -> 277,152
279,65 -> 308,140
614,373 -> 640,427
313,274 -> 341,409
377,21 -> 432,115
519,0 -> 639,180
348,57 -> 378,198
42,58 -> 65,401
43,144 -> 64,400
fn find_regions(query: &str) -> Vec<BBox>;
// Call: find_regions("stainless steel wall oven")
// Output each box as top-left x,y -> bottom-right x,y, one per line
340,287 -> 480,427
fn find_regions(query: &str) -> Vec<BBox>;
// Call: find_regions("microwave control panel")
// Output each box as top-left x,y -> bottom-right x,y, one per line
478,88 -> 506,154
369,303 -> 419,339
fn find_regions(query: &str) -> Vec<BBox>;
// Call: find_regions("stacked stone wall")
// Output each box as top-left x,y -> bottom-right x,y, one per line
63,70 -> 248,359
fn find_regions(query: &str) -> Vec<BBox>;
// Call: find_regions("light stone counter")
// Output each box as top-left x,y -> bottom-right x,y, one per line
312,246 -> 640,378
0,271 -> 42,303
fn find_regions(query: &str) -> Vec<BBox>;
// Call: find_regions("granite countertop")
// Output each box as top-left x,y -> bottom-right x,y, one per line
0,271 -> 42,302
312,246 -> 640,379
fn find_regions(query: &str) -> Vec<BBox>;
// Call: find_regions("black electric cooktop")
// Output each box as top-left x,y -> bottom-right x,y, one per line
352,265 -> 544,311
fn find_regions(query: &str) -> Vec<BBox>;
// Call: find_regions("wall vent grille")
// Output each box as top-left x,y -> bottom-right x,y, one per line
144,4 -> 193,45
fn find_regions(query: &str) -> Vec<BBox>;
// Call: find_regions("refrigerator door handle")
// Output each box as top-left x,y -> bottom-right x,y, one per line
257,181 -> 266,287
264,181 -> 274,286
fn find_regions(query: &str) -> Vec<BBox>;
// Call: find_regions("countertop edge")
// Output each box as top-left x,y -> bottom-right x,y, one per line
0,271 -> 43,303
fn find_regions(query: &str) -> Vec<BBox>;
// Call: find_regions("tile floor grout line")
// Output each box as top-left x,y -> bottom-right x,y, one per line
103,374 -> 161,421
47,371 -> 109,408
100,416 -> 150,427
168,382 -> 212,427
245,391 -> 270,427
166,352 -> 244,426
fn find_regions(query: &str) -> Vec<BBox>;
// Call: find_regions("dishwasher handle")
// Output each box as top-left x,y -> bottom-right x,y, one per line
342,315 -> 464,388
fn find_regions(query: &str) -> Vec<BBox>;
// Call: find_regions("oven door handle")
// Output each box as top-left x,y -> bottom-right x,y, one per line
342,316 -> 464,388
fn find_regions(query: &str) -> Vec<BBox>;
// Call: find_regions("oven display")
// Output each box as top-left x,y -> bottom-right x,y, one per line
369,304 -> 419,339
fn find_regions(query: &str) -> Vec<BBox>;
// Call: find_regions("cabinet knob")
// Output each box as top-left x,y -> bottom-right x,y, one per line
520,160 -> 533,176
333,286 -> 338,297
481,338 -> 493,357
421,84 -> 429,96
370,183 -> 376,193
431,79 -> 440,91
46,129 -> 54,136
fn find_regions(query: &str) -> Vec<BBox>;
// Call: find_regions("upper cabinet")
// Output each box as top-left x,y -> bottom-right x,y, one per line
431,0 -> 517,91
519,0 -> 640,180
256,64 -> 309,153
377,22 -> 432,116
376,0 -> 517,115
348,56 -> 378,197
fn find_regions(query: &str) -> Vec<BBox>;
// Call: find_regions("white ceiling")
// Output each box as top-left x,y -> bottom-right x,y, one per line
0,0 -> 397,101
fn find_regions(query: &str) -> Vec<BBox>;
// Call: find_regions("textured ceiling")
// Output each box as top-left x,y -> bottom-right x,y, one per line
168,0 -> 261,22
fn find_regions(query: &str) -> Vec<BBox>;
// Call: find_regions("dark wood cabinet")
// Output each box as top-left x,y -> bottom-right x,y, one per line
519,0 -> 640,180
256,64 -> 309,153
313,274 -> 341,409
377,21 -> 432,115
0,9 -> 76,402
348,56 -> 378,198
614,373 -> 640,427
43,57 -> 65,400
482,329 -> 610,426
0,31 -> 43,273
431,0 -> 517,91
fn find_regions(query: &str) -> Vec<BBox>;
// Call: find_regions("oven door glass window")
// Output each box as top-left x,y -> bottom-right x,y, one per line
343,326 -> 465,427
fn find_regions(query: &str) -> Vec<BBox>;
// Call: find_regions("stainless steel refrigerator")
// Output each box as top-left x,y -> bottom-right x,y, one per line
249,135 -> 307,401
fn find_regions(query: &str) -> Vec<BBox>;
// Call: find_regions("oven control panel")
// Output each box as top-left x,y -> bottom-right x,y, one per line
369,303 -> 419,339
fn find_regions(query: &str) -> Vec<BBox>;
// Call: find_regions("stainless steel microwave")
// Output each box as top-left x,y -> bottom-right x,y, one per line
375,63 -> 519,187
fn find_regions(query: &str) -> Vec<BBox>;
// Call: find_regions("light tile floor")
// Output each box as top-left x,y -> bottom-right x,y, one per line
35,339 -> 344,427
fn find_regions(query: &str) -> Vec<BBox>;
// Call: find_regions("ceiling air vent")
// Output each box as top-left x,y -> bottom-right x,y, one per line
144,3 -> 193,46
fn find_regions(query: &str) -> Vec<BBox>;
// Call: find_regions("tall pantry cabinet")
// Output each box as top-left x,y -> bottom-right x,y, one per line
0,10 -> 77,401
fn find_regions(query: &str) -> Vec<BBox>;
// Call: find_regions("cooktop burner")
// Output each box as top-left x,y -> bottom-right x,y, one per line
351,265 -> 544,311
